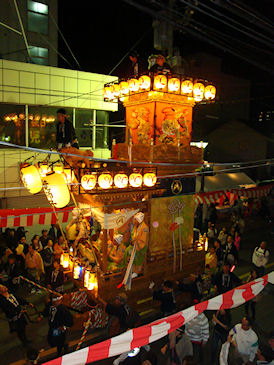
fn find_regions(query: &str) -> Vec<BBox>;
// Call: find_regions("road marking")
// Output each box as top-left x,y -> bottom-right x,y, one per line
137,297 -> 152,305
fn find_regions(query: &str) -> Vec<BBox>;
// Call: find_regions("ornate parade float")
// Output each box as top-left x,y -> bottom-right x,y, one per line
20,72 -> 216,312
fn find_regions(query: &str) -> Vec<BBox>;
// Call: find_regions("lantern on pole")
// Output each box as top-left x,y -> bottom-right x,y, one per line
193,82 -> 205,102
73,264 -> 81,279
20,164 -> 42,194
63,167 -> 76,185
168,78 -> 180,93
60,253 -> 70,269
181,80 -> 193,95
39,163 -> 51,177
111,84 -> 120,99
204,85 -> 216,100
103,86 -> 114,101
129,173 -> 143,188
119,81 -> 129,96
81,174 -> 97,190
139,75 -> 151,91
128,78 -> 140,93
98,173 -> 113,189
43,172 -> 70,208
154,75 -> 167,91
143,172 -> 157,187
53,164 -> 64,174
114,173 -> 128,188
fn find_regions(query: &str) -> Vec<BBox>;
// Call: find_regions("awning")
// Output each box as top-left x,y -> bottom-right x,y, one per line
196,172 -> 256,192
0,207 -> 73,228
195,184 -> 273,206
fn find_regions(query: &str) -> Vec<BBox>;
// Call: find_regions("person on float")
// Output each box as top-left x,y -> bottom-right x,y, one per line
108,234 -> 126,271
125,212 -> 149,278
56,108 -> 79,150
46,294 -> 73,356
0,284 -> 34,346
149,54 -> 171,75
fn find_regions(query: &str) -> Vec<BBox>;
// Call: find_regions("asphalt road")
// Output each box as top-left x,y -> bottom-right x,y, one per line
3,216 -> 274,365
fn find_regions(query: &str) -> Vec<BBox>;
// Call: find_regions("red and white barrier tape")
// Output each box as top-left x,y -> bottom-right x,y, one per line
42,271 -> 274,365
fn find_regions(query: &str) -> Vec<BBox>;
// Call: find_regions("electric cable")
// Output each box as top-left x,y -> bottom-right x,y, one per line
1,141 -> 273,168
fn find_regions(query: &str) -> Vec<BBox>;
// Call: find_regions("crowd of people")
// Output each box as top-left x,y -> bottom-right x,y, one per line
0,203 -> 273,365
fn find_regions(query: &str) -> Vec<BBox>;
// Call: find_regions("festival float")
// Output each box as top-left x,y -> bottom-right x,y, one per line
19,72 -> 216,313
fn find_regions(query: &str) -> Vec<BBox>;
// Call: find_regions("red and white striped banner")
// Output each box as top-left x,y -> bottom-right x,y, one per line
195,184 -> 273,206
43,271 -> 274,365
0,207 -> 73,228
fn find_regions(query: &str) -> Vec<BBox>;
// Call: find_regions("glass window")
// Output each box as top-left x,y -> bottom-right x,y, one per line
30,46 -> 48,65
28,107 -> 72,149
0,104 -> 25,146
75,109 -> 93,148
28,1 -> 48,14
96,110 -> 109,149
28,9 -> 48,34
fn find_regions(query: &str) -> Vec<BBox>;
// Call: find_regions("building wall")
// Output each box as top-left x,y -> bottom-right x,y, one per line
0,0 -> 58,66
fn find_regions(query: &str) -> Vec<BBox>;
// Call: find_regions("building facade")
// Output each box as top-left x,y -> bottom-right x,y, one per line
0,59 -> 118,207
0,0 -> 58,66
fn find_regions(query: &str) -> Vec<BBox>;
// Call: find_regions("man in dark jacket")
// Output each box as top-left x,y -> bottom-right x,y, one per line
48,260 -> 64,293
212,262 -> 241,294
56,108 -> 79,149
177,274 -> 203,302
47,294 -> 73,355
0,284 -> 33,346
151,280 -> 176,316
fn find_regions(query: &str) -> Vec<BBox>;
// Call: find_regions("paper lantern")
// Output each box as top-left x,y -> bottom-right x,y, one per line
129,173 -> 142,188
43,172 -> 70,208
111,84 -> 120,98
128,78 -> 140,93
181,80 -> 193,95
204,85 -> 216,100
154,75 -> 167,90
39,163 -> 51,177
60,253 -> 69,269
168,78 -> 180,93
84,268 -> 90,288
98,173 -> 113,189
53,164 -> 64,174
193,82 -> 205,102
87,272 -> 97,291
119,81 -> 129,96
103,86 -> 114,100
73,264 -> 81,279
20,165 -> 42,194
81,174 -> 97,190
114,173 -> 128,188
143,172 -> 157,187
63,167 -> 76,185
139,75 -> 151,90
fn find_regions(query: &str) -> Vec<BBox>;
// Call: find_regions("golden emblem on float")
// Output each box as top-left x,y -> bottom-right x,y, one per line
81,174 -> 97,190
143,172 -> 157,187
171,180 -> 183,195
98,173 -> 113,189
129,172 -> 143,187
114,173 -> 128,188
20,164 -> 42,194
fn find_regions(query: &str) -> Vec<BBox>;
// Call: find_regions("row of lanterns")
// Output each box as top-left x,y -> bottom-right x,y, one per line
60,253 -> 98,292
81,171 -> 157,190
104,75 -> 216,102
20,163 -> 73,209
21,163 -> 157,208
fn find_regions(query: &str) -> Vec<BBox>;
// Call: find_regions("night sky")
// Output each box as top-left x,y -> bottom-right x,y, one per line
58,0 -> 274,130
